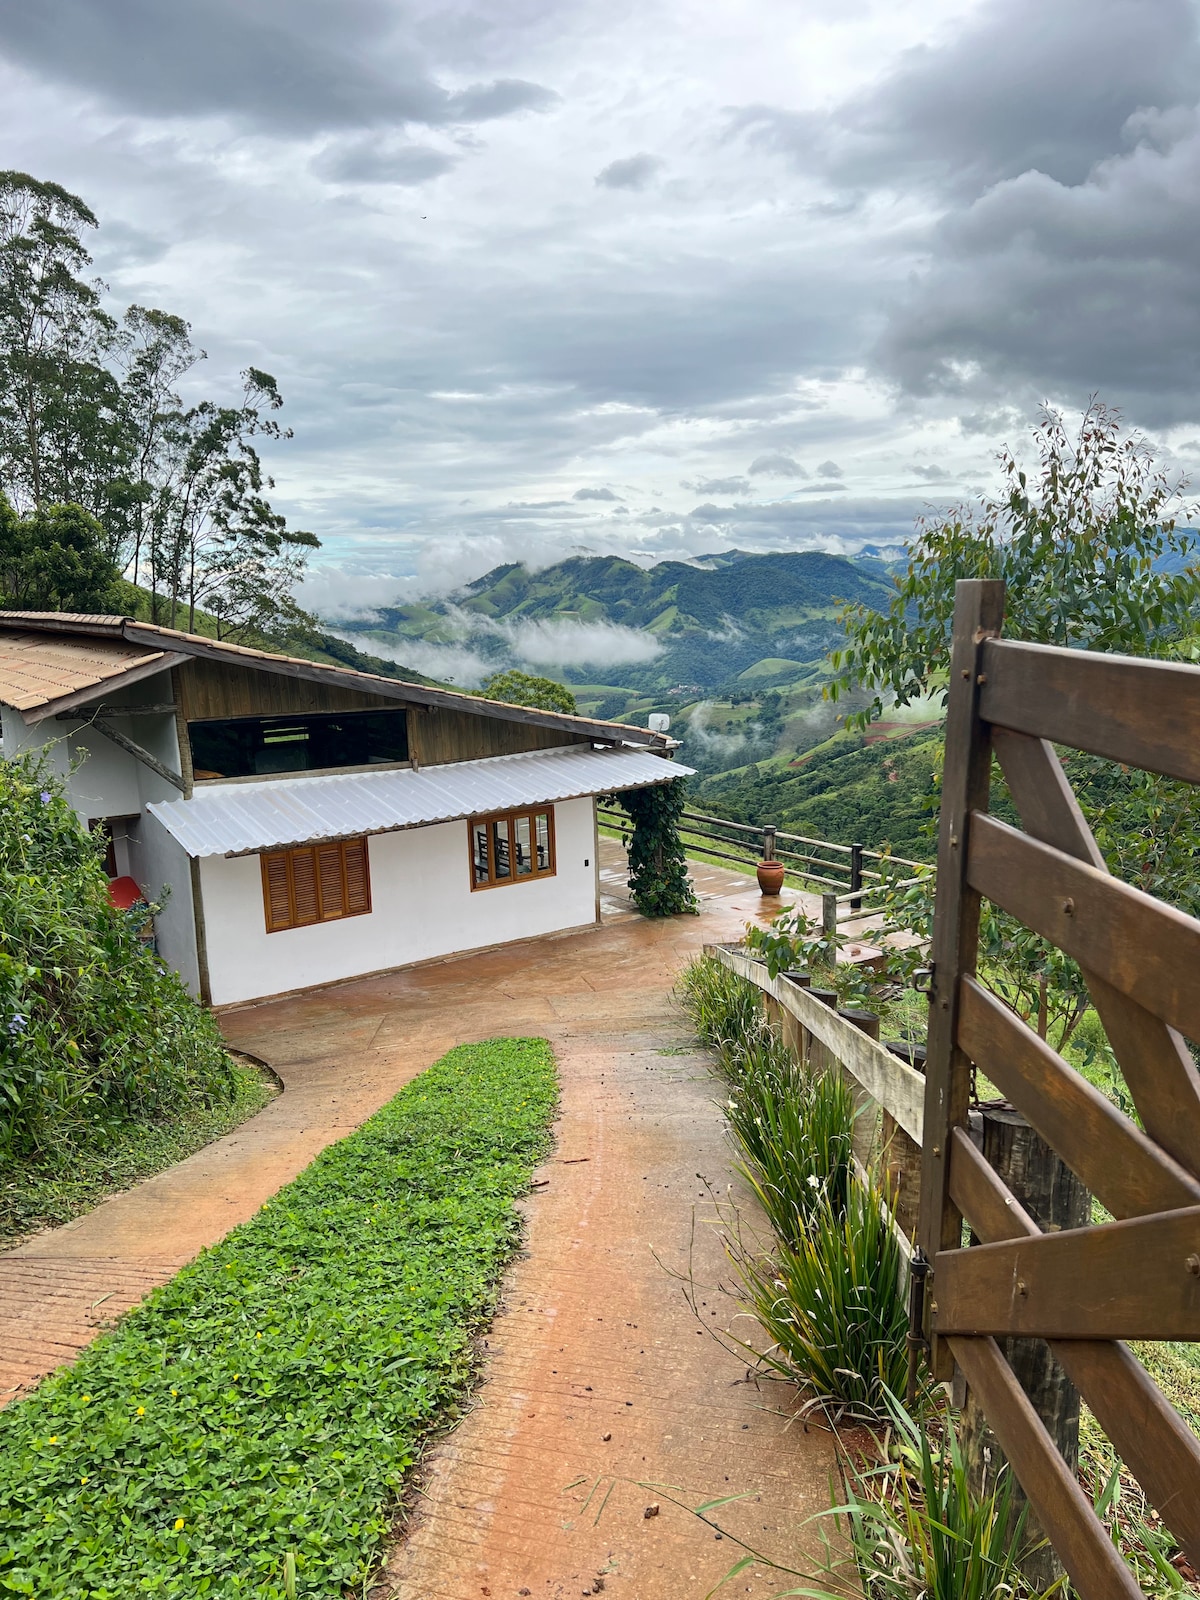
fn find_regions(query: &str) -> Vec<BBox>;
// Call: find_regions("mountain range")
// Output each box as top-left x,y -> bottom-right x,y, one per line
336,549 -> 895,713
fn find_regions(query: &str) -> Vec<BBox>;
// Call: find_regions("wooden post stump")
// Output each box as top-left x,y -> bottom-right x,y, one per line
962,1104 -> 1091,1592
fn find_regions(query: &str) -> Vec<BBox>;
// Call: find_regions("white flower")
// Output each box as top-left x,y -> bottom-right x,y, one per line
806,1174 -> 820,1189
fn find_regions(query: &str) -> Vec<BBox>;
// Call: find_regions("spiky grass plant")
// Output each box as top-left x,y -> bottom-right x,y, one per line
810,1397 -> 1064,1599
677,955 -> 765,1065
728,1178 -> 909,1417
727,1064 -> 856,1248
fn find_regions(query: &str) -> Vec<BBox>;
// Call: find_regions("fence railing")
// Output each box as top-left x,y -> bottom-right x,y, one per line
598,803 -> 932,921
705,942 -> 928,1242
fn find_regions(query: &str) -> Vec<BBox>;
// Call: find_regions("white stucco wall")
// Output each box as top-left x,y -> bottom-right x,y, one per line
199,795 -> 600,1007
129,812 -> 201,997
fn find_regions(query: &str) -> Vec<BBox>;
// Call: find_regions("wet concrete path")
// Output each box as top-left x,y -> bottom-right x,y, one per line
0,844 -> 835,1596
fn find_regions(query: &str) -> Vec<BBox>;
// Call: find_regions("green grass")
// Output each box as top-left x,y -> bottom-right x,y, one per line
0,1060 -> 274,1246
0,1037 -> 558,1599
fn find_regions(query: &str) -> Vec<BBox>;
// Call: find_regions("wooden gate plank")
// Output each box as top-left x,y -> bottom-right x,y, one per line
967,814 -> 1200,1046
957,978 -> 1200,1219
947,1130 -> 1200,1568
949,1335 -> 1144,1600
980,639 -> 1200,784
934,1204 -> 1200,1340
919,578 -> 1005,1380
992,727 -> 1200,1180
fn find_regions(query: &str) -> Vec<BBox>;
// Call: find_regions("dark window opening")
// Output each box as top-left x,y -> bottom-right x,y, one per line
189,709 -> 409,780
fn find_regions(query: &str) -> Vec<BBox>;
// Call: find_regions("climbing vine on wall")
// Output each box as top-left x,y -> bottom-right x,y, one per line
614,781 -> 698,918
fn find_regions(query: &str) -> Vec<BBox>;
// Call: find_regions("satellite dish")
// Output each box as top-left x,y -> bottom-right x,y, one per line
648,712 -> 671,733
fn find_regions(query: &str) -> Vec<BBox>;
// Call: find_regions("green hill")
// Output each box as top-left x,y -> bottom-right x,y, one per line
337,550 -> 894,703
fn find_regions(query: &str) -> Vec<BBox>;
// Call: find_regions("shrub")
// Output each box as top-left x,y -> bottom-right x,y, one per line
0,1036 -> 558,1599
676,955 -> 765,1059
0,754 -> 236,1159
727,1176 -> 909,1418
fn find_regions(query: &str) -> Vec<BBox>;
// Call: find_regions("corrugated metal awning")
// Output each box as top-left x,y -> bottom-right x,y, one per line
147,744 -> 695,857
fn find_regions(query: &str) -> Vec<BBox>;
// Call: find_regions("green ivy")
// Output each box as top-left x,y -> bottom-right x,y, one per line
613,779 -> 698,917
0,1036 -> 558,1599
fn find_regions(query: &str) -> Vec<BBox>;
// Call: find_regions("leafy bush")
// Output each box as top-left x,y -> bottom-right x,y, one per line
614,779 -> 698,917
0,755 -> 236,1159
0,1036 -> 558,1599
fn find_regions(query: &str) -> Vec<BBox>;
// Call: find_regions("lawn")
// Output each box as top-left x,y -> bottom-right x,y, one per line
0,1036 -> 558,1599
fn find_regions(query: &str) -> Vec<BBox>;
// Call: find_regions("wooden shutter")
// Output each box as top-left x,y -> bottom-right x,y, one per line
261,838 -> 372,932
290,848 -> 320,926
317,843 -> 347,919
343,838 -> 371,913
262,852 -> 293,932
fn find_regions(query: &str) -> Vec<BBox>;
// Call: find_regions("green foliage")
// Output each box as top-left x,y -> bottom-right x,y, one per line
677,958 -> 906,1417
727,1052 -> 856,1246
697,729 -> 945,861
479,668 -> 577,713
0,1036 -> 558,1599
0,171 -> 320,640
830,402 -> 1200,726
676,955 -> 763,1052
0,494 -> 119,611
806,1398 -> 1058,1599
727,1177 -> 909,1416
614,780 -> 698,917
0,754 -> 236,1159
1,1061 -> 271,1245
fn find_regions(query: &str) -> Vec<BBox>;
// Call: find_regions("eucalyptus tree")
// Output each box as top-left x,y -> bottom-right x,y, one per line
0,171 -> 127,517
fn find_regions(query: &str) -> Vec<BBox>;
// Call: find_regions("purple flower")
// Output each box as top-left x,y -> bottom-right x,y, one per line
7,1014 -> 26,1036
39,791 -> 52,805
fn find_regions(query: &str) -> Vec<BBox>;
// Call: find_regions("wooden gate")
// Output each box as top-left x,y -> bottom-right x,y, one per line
919,578 -> 1200,1598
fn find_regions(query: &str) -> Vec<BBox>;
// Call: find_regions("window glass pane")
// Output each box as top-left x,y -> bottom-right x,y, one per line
191,709 -> 408,780
472,820 -> 490,884
514,813 -> 533,875
492,817 -> 512,879
535,811 -> 551,871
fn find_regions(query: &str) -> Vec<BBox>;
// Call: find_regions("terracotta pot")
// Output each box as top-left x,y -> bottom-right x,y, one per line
756,858 -> 785,895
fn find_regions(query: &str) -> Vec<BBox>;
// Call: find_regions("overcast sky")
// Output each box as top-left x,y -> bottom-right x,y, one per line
4,0 -> 1200,608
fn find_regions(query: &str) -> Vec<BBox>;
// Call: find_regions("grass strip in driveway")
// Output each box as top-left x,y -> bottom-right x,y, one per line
0,1036 -> 558,1599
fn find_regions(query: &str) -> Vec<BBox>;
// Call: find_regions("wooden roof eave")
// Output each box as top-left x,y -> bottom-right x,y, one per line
120,623 -> 667,749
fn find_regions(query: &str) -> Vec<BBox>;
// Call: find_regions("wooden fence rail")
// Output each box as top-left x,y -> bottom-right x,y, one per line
599,802 -> 932,916
699,585 -> 1200,1597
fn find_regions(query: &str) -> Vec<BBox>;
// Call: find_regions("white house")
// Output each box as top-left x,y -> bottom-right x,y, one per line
0,612 -> 692,1007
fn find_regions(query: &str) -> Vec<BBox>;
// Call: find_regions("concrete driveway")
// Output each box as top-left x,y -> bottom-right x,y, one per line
0,844 -> 836,1598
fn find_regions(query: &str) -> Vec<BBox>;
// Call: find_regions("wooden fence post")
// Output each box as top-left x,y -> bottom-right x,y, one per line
882,1042 -> 926,1238
839,1008 -> 881,1168
962,1105 -> 1091,1591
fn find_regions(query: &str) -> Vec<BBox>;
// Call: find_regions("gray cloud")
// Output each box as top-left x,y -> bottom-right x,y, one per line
683,476 -> 750,495
910,463 -> 950,481
314,136 -> 458,185
595,152 -> 663,190
876,106 -> 1200,422
734,0 -> 1200,197
573,486 -> 622,500
748,451 -> 806,477
816,459 -> 843,478
0,0 -> 558,133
